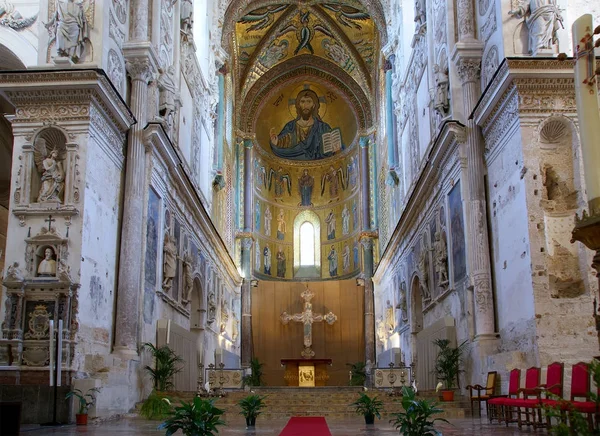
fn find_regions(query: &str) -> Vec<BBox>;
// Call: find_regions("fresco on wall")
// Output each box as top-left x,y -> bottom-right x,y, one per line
255,81 -> 357,161
448,181 -> 466,283
144,187 -> 160,323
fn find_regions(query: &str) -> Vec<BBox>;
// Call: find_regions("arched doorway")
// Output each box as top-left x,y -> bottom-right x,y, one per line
190,277 -> 207,366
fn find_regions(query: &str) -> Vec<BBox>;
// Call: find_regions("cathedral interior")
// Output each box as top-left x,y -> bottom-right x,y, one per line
0,0 -> 600,428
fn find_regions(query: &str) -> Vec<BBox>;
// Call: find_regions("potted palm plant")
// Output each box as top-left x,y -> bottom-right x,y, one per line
140,342 -> 182,420
350,392 -> 383,424
159,397 -> 225,436
241,358 -> 264,388
65,387 -> 101,425
432,338 -> 468,401
238,394 -> 267,428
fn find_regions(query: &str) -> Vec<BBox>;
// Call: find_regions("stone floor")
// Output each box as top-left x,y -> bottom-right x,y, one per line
19,416 -> 540,435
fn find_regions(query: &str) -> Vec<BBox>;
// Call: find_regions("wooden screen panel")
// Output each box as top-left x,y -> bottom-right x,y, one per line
252,280 -> 365,386
157,319 -> 199,392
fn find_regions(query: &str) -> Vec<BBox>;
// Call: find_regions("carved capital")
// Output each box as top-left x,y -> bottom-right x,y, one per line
125,59 -> 155,83
456,58 -> 481,84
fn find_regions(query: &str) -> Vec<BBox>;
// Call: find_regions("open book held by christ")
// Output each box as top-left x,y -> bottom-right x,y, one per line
322,128 -> 342,155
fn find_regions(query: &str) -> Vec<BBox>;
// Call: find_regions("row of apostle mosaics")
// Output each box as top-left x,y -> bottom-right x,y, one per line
255,238 -> 360,279
254,199 -> 359,240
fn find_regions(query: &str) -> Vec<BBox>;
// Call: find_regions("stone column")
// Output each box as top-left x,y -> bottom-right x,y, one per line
113,57 -> 155,359
453,53 -> 496,340
240,137 -> 254,367
359,136 -> 371,229
456,0 -> 475,41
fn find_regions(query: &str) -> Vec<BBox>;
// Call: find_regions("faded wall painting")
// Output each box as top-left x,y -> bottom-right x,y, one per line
144,187 -> 160,323
255,81 -> 357,161
448,181 -> 466,283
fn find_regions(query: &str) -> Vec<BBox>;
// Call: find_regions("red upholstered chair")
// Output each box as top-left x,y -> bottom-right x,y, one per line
566,362 -> 596,430
466,371 -> 497,417
536,362 -> 565,429
487,368 -> 520,425
502,366 -> 541,428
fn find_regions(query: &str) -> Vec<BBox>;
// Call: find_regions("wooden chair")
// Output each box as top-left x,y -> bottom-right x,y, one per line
466,371 -> 497,417
488,368 -> 521,425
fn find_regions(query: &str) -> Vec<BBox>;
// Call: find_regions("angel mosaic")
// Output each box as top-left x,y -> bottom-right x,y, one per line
34,137 -> 66,203
321,165 -> 347,202
267,167 -> 291,201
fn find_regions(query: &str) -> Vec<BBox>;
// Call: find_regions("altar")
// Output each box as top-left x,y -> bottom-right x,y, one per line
281,358 -> 332,387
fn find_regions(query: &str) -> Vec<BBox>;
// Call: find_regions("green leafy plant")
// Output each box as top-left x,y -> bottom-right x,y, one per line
65,387 -> 101,415
159,397 -> 225,436
389,386 -> 448,436
242,358 -> 264,387
347,362 -> 367,386
350,392 -> 383,423
544,359 -> 600,436
238,394 -> 267,427
142,342 -> 183,392
432,339 -> 468,389
140,390 -> 173,420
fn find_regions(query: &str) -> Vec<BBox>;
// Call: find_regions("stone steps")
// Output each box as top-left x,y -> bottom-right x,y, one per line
150,387 -> 471,419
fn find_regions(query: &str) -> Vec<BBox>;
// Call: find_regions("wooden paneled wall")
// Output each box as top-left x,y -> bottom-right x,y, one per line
252,279 -> 365,386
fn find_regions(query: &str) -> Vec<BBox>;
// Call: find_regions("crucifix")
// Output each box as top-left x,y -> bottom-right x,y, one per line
45,215 -> 55,232
280,286 -> 337,358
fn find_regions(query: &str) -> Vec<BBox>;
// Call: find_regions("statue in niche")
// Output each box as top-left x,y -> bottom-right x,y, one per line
298,169 -> 314,207
434,232 -> 449,287
321,165 -> 346,202
397,282 -> 408,322
37,247 -> 57,277
276,246 -> 286,278
231,312 -> 239,341
418,243 -> 431,300
325,210 -> 336,240
433,64 -> 449,118
342,204 -> 350,236
277,209 -> 286,240
158,65 -> 179,132
386,300 -> 394,333
34,138 -> 66,203
342,243 -> 350,273
263,245 -> 271,275
162,233 -> 177,292
327,245 -> 338,277
207,290 -> 216,324
45,0 -> 90,62
509,0 -> 563,56
264,206 -> 272,236
182,252 -> 193,303
269,89 -> 343,160
220,299 -> 229,333
414,0 -> 426,28
180,0 -> 193,39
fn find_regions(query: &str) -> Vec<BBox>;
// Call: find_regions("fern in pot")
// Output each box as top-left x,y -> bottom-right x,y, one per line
159,397 -> 225,436
238,394 -> 267,428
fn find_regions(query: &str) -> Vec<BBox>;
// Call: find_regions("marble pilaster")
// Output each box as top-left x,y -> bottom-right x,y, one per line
114,52 -> 157,359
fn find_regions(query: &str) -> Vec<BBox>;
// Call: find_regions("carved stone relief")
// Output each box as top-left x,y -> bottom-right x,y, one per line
0,1 -> 38,30
482,46 -> 499,89
107,49 -> 125,95
33,128 -> 67,204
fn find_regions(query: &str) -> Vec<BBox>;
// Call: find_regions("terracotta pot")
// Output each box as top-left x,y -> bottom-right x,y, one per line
441,390 -> 454,402
75,414 -> 88,425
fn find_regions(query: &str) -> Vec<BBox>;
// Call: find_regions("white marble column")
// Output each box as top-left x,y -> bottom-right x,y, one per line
455,55 -> 496,339
114,58 -> 155,359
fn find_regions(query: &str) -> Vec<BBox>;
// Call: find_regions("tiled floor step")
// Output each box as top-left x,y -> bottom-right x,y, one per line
150,387 -> 471,420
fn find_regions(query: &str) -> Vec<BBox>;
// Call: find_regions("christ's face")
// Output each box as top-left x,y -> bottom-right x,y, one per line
299,96 -> 315,119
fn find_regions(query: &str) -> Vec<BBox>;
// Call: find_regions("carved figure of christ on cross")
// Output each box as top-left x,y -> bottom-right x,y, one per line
280,286 -> 337,358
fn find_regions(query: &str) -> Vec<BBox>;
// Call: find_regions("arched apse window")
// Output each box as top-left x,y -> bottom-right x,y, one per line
294,210 -> 321,278
299,222 -> 315,266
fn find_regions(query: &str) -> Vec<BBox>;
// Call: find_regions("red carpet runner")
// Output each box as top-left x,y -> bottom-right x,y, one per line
278,417 -> 332,436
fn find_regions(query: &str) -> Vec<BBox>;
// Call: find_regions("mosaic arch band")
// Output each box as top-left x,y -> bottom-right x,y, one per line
269,88 -> 344,161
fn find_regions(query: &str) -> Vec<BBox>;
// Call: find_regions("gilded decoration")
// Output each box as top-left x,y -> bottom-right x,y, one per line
254,80 -> 357,161
234,2 -> 375,98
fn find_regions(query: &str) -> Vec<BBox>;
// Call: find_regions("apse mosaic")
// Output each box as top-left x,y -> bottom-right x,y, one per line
254,81 -> 358,161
